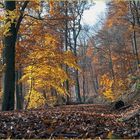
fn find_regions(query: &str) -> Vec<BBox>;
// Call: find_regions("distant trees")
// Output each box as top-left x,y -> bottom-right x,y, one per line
2,0 -> 139,109
0,0 -> 90,110
82,0 -> 140,101
68,1 -> 87,103
107,0 -> 140,70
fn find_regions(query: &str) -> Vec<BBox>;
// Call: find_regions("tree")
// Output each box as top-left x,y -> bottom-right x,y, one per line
2,1 -> 29,110
83,1 -> 139,101
0,0 -> 93,109
107,0 -> 140,70
2,1 -> 16,111
68,1 -> 87,103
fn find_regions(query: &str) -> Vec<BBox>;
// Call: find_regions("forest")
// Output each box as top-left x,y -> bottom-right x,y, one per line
0,0 -> 140,139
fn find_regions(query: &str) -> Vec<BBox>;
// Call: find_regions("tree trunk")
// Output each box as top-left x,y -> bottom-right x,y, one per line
64,1 -> 70,104
108,45 -> 115,81
2,1 -> 28,111
129,1 -> 140,70
2,1 -> 16,111
133,30 -> 140,69
73,29 -> 81,103
75,70 -> 81,102
82,71 -> 86,102
15,69 -> 23,110
25,72 -> 33,109
89,63 -> 98,95
51,88 -> 57,96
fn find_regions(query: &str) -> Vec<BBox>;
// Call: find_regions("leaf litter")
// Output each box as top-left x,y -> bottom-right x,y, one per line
0,103 -> 139,139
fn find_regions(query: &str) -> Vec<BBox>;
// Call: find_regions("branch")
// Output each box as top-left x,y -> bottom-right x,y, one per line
16,1 -> 29,33
24,12 -> 72,22
24,14 -> 44,20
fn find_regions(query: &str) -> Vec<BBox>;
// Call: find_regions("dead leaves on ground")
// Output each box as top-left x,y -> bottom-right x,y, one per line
0,104 -> 139,139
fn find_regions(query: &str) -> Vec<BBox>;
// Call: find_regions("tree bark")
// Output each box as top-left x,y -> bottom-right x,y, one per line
2,1 -> 29,111
89,63 -> 98,95
82,71 -> 86,102
2,1 -> 16,111
75,69 -> 81,102
15,69 -> 23,110
73,30 -> 81,103
64,1 -> 70,104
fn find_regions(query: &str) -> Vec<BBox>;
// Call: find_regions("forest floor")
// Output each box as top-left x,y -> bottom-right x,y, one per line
0,101 -> 140,139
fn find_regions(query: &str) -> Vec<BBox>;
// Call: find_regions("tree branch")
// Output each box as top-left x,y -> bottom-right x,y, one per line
16,1 -> 29,33
24,14 -> 44,20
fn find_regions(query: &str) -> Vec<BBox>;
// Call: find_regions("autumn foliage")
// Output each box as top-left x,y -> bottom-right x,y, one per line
0,0 -> 140,109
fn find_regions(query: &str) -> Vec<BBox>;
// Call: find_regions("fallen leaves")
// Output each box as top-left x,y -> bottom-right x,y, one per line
0,104 -> 139,139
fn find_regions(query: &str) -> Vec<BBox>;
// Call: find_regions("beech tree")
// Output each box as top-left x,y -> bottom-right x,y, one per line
2,1 -> 16,111
2,1 -> 29,110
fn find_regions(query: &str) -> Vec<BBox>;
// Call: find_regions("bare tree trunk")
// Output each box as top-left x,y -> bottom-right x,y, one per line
73,28 -> 81,103
15,69 -> 23,110
89,63 -> 98,95
133,30 -> 139,69
82,71 -> 86,102
75,70 -> 81,102
64,1 -> 70,104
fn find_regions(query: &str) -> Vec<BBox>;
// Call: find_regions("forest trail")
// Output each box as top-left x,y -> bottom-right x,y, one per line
0,103 -> 139,139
